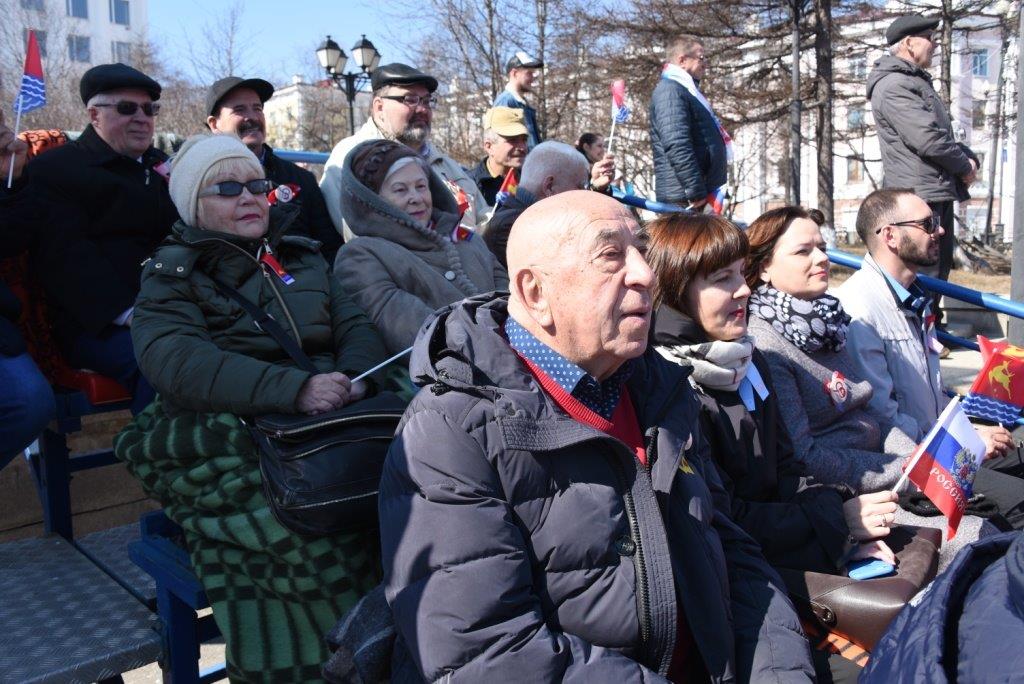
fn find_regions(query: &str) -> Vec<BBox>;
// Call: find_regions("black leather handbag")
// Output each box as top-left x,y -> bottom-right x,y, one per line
212,277 -> 407,537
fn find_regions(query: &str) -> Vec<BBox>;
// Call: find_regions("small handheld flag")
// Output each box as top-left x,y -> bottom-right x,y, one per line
610,79 -> 630,124
8,29 -> 46,189
495,168 -> 518,206
962,336 -> 1024,426
893,397 -> 986,539
706,185 -> 728,215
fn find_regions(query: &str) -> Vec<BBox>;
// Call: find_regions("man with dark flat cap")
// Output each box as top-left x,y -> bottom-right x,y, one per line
320,62 -> 488,240
493,51 -> 543,148
206,76 -> 341,262
19,62 -> 176,413
867,14 -> 979,326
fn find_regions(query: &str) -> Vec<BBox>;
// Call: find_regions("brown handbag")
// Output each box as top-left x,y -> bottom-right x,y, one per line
778,525 -> 942,652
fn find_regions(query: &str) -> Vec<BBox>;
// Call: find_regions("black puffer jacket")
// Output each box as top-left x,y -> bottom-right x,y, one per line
867,55 -> 977,202
652,306 -> 851,574
649,77 -> 728,204
380,294 -> 813,682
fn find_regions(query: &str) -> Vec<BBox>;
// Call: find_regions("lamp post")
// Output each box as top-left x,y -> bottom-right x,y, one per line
316,34 -> 381,135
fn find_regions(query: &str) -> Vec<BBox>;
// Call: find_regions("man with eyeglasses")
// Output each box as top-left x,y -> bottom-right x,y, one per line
650,36 -> 730,213
320,63 -> 488,241
205,76 -> 341,263
838,190 -> 1023,508
18,63 -> 177,414
868,14 -> 980,326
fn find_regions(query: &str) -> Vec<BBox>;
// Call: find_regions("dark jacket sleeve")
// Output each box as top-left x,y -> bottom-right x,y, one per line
691,431 -> 816,682
131,266 -> 310,414
380,405 -> 671,682
651,84 -> 704,202
298,172 -> 343,264
328,275 -> 387,384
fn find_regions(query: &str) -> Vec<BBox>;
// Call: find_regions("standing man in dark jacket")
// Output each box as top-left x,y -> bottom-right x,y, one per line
205,76 -> 342,263
22,63 -> 176,414
380,191 -> 814,681
650,36 -> 731,210
867,14 -> 979,321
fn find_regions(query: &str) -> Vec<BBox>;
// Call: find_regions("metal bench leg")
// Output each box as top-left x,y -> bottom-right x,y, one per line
157,585 -> 201,684
37,428 -> 73,539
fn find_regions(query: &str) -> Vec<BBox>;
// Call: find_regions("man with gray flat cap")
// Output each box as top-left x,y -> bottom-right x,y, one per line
19,62 -> 176,414
206,76 -> 340,261
320,62 -> 488,240
867,13 -> 979,325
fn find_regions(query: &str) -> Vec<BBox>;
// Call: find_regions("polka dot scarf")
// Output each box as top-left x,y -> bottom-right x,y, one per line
748,284 -> 850,354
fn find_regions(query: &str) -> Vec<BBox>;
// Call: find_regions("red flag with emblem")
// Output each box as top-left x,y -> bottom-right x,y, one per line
962,336 -> 1024,425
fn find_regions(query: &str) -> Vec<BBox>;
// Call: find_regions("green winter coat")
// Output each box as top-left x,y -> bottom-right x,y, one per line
131,205 -> 386,415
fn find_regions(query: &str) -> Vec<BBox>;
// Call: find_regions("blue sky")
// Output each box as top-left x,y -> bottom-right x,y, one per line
148,0 -> 428,85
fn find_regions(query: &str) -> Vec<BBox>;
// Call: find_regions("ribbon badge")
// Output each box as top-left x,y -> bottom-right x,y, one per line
824,370 -> 849,408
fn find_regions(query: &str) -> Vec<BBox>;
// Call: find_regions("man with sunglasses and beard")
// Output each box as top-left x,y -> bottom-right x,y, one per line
205,77 -> 341,263
838,189 -> 1024,528
18,63 -> 177,414
320,63 -> 488,241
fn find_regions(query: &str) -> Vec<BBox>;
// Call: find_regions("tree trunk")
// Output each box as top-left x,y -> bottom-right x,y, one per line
815,0 -> 834,226
984,16 -> 1011,242
534,0 -> 549,140
789,0 -> 802,205
938,0 -> 953,108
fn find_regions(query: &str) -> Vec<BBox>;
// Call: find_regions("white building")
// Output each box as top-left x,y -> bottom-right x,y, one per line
263,75 -> 371,153
729,4 -> 1018,243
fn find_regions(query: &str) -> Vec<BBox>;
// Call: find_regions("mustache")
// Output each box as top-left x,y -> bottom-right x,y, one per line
237,120 -> 264,135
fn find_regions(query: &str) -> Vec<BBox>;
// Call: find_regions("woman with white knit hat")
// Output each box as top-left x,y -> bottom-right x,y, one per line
114,133 -> 395,682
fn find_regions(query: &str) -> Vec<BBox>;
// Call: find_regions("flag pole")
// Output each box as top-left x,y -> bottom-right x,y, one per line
891,396 -> 961,494
607,118 -> 618,157
6,95 -> 23,189
351,346 -> 413,384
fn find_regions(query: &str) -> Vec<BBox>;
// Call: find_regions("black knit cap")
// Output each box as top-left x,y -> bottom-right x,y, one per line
350,140 -> 421,193
80,63 -> 161,104
886,14 -> 940,45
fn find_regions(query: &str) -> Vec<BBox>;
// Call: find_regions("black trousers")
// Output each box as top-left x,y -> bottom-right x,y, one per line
922,200 -> 956,327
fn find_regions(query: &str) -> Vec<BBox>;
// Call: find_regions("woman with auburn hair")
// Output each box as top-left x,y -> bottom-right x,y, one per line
744,206 -> 994,565
648,213 -> 896,574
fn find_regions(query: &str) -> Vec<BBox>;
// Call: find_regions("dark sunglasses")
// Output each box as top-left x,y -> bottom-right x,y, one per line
92,101 -> 161,117
198,179 -> 275,198
875,215 -> 941,235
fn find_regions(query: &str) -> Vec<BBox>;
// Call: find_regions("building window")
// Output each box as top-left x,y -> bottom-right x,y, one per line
67,0 -> 88,18
68,34 -> 91,62
973,99 -> 987,129
24,29 -> 48,57
971,49 -> 989,77
975,152 -> 985,178
849,55 -> 867,80
112,41 -> 133,63
20,0 -> 44,9
110,0 -> 130,26
847,106 -> 866,129
847,157 -> 865,183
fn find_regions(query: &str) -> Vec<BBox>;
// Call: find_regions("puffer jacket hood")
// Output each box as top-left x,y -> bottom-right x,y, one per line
381,292 -> 815,682
339,139 -> 462,250
866,54 -> 930,99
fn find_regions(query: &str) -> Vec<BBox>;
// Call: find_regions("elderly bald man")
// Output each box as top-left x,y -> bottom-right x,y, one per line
379,191 -> 814,682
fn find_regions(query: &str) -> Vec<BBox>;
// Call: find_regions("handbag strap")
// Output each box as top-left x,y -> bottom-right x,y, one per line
209,276 -> 318,374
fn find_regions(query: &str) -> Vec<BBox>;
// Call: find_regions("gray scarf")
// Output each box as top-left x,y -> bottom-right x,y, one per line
655,336 -> 754,391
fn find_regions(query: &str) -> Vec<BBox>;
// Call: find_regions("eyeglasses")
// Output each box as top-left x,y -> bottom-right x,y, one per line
198,179 -> 275,198
875,215 -> 941,235
688,54 -> 708,63
92,101 -> 161,117
378,94 -> 438,109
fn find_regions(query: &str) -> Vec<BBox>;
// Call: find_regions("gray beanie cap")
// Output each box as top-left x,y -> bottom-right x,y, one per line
169,134 -> 263,226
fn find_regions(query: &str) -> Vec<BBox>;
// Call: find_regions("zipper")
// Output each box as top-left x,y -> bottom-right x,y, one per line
609,450 -> 652,646
265,411 -> 404,438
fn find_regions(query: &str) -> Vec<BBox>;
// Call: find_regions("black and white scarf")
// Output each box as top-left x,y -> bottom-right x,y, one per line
655,337 -> 754,392
748,284 -> 850,353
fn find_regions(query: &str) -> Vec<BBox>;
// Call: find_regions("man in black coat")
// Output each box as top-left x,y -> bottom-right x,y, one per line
649,36 -> 730,209
21,63 -> 175,414
0,118 -> 55,468
206,76 -> 341,263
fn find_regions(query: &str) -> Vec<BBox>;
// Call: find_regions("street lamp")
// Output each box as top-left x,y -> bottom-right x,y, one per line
317,34 -> 381,135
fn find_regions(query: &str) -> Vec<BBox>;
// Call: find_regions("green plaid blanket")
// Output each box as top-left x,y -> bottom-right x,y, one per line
114,397 -> 380,683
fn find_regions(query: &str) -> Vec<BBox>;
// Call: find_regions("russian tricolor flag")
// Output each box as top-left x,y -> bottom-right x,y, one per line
901,397 -> 986,539
610,79 -> 629,124
706,185 -> 727,214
